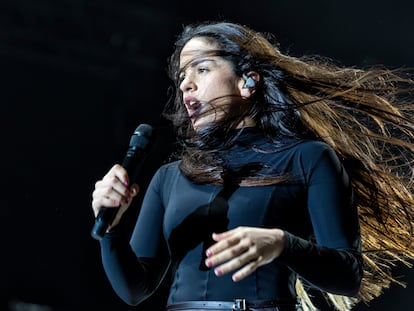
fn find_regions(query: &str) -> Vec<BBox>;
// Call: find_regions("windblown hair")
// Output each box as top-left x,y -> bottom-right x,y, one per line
164,21 -> 414,310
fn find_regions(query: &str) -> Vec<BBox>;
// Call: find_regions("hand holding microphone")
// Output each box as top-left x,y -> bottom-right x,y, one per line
91,124 -> 154,240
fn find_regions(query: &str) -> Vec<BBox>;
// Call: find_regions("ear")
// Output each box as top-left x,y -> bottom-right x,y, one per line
238,71 -> 260,98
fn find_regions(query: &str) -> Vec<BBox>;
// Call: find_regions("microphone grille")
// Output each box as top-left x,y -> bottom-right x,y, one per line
134,123 -> 153,137
129,124 -> 153,149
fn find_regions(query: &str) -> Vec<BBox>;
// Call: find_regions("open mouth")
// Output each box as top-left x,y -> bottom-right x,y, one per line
185,98 -> 203,118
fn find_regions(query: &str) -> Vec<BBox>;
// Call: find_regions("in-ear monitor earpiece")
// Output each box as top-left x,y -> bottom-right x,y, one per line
242,74 -> 256,89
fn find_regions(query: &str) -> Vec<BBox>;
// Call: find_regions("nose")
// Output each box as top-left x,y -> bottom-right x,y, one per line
179,75 -> 196,93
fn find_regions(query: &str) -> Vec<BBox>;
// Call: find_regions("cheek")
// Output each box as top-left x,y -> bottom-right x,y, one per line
211,78 -> 240,95
197,72 -> 241,101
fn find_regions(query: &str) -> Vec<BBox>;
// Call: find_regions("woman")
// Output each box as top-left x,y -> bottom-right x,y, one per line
91,21 -> 414,311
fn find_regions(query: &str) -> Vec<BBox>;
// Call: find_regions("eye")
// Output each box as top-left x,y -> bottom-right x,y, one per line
197,67 -> 208,74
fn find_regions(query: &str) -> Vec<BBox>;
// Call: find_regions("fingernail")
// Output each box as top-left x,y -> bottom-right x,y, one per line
206,249 -> 213,257
205,260 -> 212,267
232,275 -> 239,282
214,268 -> 222,276
124,180 -> 129,186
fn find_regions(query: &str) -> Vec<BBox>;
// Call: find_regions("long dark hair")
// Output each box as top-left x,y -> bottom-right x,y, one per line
164,21 -> 414,310
165,22 -> 315,184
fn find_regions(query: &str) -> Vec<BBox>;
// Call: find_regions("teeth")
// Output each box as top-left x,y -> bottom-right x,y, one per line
189,101 -> 197,106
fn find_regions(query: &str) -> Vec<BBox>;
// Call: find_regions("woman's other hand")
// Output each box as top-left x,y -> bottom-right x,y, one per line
205,226 -> 286,282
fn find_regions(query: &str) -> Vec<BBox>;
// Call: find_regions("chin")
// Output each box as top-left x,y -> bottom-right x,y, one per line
192,124 -> 204,132
192,119 -> 209,132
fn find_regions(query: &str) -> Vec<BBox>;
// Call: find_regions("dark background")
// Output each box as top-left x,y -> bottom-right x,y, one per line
1,0 -> 414,310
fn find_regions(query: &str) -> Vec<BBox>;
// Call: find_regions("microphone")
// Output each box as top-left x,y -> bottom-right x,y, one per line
91,123 -> 154,240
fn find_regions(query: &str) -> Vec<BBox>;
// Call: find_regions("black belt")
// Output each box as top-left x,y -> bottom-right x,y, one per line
167,299 -> 300,310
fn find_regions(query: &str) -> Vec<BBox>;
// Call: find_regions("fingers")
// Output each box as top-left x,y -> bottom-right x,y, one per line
206,227 -> 245,258
205,228 -> 255,279
205,227 -> 285,282
91,164 -> 140,217
104,163 -> 130,186
230,259 -> 259,282
207,245 -> 259,281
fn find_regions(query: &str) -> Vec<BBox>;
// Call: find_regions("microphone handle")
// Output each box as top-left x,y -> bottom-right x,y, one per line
90,149 -> 143,240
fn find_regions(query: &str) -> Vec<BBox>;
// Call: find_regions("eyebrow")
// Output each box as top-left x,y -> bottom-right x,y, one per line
179,58 -> 217,74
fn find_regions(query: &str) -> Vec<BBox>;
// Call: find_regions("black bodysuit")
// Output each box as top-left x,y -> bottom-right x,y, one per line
99,129 -> 363,306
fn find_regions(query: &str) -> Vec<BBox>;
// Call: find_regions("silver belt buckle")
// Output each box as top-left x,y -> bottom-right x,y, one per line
233,298 -> 246,310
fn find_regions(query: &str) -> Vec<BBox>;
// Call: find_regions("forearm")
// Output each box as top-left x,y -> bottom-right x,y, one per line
277,231 -> 363,296
100,230 -> 169,305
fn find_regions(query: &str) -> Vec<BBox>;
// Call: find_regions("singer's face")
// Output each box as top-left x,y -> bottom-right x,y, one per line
179,37 -> 247,131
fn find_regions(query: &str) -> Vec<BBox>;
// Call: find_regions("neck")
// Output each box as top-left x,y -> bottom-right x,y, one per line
236,117 -> 256,129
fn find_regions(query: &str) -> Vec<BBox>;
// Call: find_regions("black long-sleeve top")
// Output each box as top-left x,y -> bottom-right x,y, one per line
99,129 -> 363,306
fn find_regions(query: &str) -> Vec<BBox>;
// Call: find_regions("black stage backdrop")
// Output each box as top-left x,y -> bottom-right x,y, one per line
1,1 -> 413,310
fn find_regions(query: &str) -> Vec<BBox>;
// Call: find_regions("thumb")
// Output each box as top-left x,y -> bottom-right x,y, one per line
130,183 -> 140,197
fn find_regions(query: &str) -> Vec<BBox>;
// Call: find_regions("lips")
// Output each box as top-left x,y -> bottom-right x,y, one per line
184,96 -> 202,118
